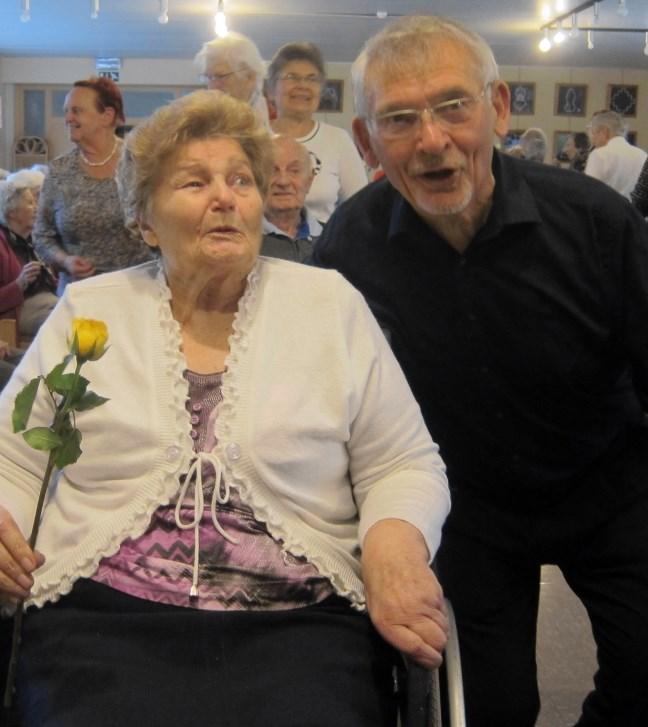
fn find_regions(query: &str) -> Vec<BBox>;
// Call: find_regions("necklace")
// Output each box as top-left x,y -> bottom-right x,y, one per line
79,137 -> 119,167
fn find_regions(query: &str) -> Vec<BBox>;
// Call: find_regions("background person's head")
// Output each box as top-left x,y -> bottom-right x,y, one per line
266,42 -> 326,121
0,180 -> 37,237
64,76 -> 124,144
6,168 -> 46,204
519,128 -> 547,163
265,135 -> 315,221
587,110 -> 625,149
349,15 -> 510,228
194,32 -> 264,103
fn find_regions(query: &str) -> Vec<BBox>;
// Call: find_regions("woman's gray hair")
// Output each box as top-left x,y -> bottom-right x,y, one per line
352,15 -> 500,119
520,128 -> 548,163
193,32 -> 265,95
266,42 -> 326,92
117,90 -> 274,239
6,168 -> 46,192
0,180 -> 32,225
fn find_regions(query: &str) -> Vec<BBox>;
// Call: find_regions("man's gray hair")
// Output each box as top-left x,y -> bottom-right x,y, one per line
590,110 -> 626,137
193,32 -> 265,95
352,15 -> 500,119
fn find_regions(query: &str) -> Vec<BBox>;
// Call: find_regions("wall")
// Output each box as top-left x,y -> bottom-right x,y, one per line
1,55 -> 646,170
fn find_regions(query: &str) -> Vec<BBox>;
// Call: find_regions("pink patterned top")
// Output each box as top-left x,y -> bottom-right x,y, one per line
92,370 -> 334,610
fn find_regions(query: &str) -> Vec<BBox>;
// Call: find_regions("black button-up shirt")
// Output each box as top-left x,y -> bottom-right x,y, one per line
314,151 -> 648,494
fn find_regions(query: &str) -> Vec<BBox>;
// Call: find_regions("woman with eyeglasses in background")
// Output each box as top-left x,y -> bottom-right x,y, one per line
194,32 -> 270,128
266,42 -> 367,224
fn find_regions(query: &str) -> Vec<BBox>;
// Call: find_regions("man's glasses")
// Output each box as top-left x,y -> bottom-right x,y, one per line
278,73 -> 323,86
370,85 -> 491,140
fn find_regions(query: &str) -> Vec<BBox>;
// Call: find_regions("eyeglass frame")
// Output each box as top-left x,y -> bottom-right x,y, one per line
367,83 -> 493,139
201,68 -> 248,83
277,72 -> 324,86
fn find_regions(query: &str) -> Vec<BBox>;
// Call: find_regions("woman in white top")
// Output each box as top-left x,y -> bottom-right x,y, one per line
267,42 -> 367,223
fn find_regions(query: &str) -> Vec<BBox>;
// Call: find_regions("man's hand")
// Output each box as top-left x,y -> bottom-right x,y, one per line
0,506 -> 45,604
362,518 -> 448,669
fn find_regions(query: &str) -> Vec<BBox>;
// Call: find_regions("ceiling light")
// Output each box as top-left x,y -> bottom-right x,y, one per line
587,30 -> 594,49
539,28 -> 552,52
569,12 -> 580,37
555,0 -> 566,12
158,0 -> 169,24
376,10 -> 387,19
20,0 -> 30,22
617,0 -> 629,16
214,0 -> 228,37
541,3 -> 552,20
91,0 -> 100,20
553,21 -> 567,44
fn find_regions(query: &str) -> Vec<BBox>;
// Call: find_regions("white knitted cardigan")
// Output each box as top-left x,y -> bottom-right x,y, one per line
0,258 -> 449,611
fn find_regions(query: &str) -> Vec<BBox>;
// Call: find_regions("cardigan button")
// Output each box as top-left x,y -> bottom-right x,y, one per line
166,445 -> 181,461
225,442 -> 241,461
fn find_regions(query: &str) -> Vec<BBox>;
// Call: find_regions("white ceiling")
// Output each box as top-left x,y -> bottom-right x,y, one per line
0,0 -> 647,69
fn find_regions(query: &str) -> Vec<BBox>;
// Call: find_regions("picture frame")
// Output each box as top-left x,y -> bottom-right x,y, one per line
318,79 -> 344,113
555,84 -> 587,117
608,84 -> 638,117
507,82 -> 535,115
553,130 -> 572,160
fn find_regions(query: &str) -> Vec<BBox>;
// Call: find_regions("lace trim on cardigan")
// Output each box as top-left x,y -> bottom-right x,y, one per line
27,261 -> 194,609
216,259 -> 365,609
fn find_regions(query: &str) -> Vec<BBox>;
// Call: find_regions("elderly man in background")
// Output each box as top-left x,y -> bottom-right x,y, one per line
585,109 -> 647,198
314,15 -> 648,727
261,135 -> 321,263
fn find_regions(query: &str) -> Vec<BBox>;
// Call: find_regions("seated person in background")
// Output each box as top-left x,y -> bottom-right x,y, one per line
6,168 -> 46,206
194,32 -> 269,127
585,109 -> 647,199
562,131 -> 590,172
261,135 -> 320,262
0,178 -> 57,341
519,127 -> 547,163
0,90 -> 450,727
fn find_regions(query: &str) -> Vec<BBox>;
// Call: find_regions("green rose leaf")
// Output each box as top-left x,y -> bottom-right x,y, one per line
22,426 -> 63,451
12,377 -> 42,433
74,392 -> 110,412
54,429 -> 82,469
51,374 -> 89,399
44,355 -> 74,390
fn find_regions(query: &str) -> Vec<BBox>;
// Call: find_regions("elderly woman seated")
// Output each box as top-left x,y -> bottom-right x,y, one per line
0,177 -> 57,341
0,91 -> 450,727
261,135 -> 320,263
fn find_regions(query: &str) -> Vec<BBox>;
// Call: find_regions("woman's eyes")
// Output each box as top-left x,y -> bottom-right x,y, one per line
230,172 -> 255,188
177,172 -> 255,190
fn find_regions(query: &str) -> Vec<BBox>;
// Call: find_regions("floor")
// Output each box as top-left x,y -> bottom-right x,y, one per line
535,565 -> 597,727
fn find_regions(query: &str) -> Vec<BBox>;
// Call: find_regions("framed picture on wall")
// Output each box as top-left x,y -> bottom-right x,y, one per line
555,84 -> 587,117
554,130 -> 572,161
507,82 -> 535,115
608,84 -> 638,117
318,80 -> 344,113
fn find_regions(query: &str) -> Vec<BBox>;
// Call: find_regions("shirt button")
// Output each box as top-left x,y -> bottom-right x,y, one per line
166,445 -> 181,461
190,414 -> 200,425
190,430 -> 199,440
192,403 -> 202,413
226,442 -> 241,461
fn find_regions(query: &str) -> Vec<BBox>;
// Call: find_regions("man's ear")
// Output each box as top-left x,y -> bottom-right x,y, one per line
490,81 -> 511,141
352,117 -> 380,169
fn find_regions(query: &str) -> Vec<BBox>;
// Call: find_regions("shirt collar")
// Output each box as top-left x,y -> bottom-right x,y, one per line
387,149 -> 543,247
262,207 -> 322,240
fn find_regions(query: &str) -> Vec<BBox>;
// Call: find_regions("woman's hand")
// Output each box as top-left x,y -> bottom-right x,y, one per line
362,519 -> 449,670
17,261 -> 42,291
62,255 -> 95,279
0,506 -> 44,604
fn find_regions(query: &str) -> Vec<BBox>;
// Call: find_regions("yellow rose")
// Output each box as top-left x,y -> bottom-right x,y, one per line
70,318 -> 109,361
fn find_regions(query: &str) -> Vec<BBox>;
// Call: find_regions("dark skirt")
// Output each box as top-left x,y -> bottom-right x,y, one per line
16,579 -> 399,727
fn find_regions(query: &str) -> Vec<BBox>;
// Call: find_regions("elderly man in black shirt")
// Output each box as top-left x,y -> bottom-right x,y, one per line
313,15 -> 648,727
